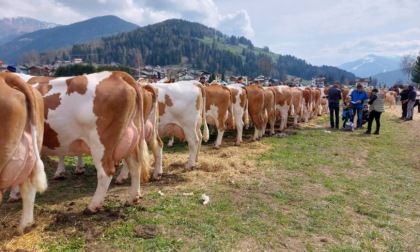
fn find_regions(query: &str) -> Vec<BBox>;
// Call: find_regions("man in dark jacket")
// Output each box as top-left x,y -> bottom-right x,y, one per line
327,81 -> 342,129
400,84 -> 410,119
405,85 -> 417,120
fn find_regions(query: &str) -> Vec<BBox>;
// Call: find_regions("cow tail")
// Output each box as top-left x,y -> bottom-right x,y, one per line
120,72 -> 150,183
243,88 -> 250,127
30,123 -> 48,193
196,84 -> 209,142
228,89 -> 235,130
144,85 -> 158,133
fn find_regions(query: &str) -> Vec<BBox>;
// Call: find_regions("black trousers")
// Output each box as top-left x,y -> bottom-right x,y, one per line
414,99 -> 420,113
367,110 -> 382,133
402,101 -> 408,118
329,104 -> 339,128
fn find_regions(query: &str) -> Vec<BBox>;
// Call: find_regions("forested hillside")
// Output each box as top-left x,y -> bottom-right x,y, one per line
21,18 -> 355,82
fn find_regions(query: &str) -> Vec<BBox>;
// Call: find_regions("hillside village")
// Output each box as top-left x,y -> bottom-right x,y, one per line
0,58 -> 374,88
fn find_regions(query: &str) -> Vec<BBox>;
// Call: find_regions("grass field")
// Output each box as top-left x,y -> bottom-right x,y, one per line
1,105 -> 419,251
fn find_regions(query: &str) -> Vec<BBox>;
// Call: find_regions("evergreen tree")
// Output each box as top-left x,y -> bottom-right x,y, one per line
411,55 -> 420,86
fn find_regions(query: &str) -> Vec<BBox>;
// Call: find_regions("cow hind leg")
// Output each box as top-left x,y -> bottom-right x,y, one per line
17,178 -> 37,234
149,135 -> 163,181
53,156 -> 67,180
124,154 -> 143,206
84,152 -> 112,214
184,128 -> 200,171
74,154 -> 85,175
115,162 -> 129,184
8,186 -> 21,202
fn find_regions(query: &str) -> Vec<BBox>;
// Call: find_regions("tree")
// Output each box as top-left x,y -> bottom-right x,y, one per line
400,54 -> 416,82
258,57 -> 274,77
411,55 -> 420,87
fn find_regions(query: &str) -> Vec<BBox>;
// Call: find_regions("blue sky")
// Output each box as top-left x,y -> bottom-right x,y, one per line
1,0 -> 419,66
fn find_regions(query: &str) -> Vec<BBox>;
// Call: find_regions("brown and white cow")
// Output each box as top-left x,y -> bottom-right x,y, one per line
0,73 -> 47,234
298,87 -> 313,123
385,90 -> 397,108
227,84 -> 249,145
146,81 -> 209,170
289,87 -> 304,126
245,85 -> 266,140
115,84 -> 163,183
19,71 -> 150,213
263,87 -> 276,135
204,83 -> 232,148
270,85 -> 292,132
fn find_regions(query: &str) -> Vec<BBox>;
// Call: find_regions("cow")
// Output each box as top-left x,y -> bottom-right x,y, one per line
204,83 -> 232,148
270,85 -> 292,132
115,84 -> 163,183
145,81 -> 209,171
385,90 -> 397,108
318,87 -> 329,115
244,85 -> 266,140
0,73 -> 47,234
20,71 -> 150,213
227,84 -> 249,145
289,87 -> 304,126
263,87 -> 276,135
298,87 -> 313,123
311,88 -> 322,118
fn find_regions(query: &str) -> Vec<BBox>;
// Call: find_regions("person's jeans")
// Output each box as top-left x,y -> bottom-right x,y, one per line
352,107 -> 364,128
407,101 -> 415,119
329,104 -> 339,128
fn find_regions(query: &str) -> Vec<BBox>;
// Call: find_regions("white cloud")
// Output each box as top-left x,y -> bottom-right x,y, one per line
217,10 -> 254,37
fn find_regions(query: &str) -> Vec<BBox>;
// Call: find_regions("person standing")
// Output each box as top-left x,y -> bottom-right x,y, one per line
199,76 -> 206,85
237,76 -> 246,86
5,65 -> 17,73
405,85 -> 417,121
365,89 -> 385,135
350,84 -> 369,129
327,81 -> 342,129
400,84 -> 410,119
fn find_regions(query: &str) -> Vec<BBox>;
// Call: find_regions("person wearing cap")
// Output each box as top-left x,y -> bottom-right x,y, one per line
365,88 -> 384,134
350,84 -> 369,129
199,76 -> 206,85
327,81 -> 342,129
151,75 -> 158,83
405,85 -> 416,121
5,65 -> 17,72
237,76 -> 246,86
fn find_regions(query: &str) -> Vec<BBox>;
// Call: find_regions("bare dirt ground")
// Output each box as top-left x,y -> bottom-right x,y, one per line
1,102 -> 418,251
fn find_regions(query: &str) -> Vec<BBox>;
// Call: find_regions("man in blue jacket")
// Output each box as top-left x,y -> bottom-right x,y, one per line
350,84 -> 369,129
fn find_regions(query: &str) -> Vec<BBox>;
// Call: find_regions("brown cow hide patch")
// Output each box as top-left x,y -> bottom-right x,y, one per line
66,76 -> 88,95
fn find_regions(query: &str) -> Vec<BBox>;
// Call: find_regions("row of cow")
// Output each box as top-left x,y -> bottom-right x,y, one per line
1,71 -> 330,234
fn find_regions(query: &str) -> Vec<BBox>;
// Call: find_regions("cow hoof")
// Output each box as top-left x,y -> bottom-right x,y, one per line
74,167 -> 86,175
53,173 -> 67,180
83,207 -> 99,215
7,194 -> 21,203
114,178 -> 126,185
150,173 -> 162,182
213,145 -> 220,149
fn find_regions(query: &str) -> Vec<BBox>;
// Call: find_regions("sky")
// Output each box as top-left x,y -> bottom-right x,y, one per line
1,0 -> 419,67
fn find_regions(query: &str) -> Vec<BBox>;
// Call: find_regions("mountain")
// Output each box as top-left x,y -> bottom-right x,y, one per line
372,69 -> 407,86
64,19 -> 356,81
339,54 -> 400,78
0,17 -> 60,45
0,15 -> 139,63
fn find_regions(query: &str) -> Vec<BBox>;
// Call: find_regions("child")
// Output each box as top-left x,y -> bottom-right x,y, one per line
342,96 -> 354,129
361,105 -> 369,126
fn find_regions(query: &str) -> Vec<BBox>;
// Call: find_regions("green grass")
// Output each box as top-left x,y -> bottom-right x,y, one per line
1,112 -> 418,251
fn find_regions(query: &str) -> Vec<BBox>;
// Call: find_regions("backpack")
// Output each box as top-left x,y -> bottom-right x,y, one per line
344,120 -> 354,131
